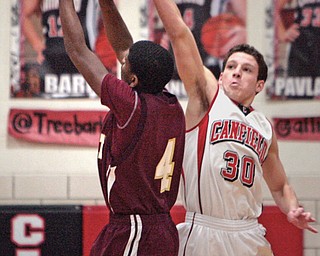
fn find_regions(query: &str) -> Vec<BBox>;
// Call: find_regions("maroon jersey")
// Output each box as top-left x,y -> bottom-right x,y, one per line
97,74 -> 185,215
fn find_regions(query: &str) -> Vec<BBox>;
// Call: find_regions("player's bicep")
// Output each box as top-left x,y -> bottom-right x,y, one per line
171,30 -> 207,95
263,133 -> 287,193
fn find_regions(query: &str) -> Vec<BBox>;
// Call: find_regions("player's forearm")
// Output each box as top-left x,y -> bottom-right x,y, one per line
99,0 -> 133,63
22,18 -> 44,54
59,0 -> 87,60
271,183 -> 300,215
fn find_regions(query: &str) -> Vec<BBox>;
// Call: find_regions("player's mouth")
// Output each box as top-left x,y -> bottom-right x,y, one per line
230,81 -> 240,87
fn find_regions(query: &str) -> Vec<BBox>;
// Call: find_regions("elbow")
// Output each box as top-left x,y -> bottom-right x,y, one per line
64,40 -> 74,57
63,39 -> 83,61
63,42 -> 76,61
168,25 -> 190,42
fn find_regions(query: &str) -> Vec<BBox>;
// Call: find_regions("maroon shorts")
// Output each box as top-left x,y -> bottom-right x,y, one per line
90,213 -> 179,256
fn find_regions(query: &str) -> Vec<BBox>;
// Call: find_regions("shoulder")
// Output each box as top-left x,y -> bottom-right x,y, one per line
101,74 -> 136,106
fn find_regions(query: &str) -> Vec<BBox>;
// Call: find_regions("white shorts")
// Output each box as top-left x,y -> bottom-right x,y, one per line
177,212 -> 273,256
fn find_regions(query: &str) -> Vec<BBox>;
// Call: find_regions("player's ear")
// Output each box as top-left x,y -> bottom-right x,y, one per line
256,80 -> 264,94
129,75 -> 139,87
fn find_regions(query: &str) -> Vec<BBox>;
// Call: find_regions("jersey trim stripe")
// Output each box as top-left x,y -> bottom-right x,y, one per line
197,114 -> 209,214
117,91 -> 138,129
124,215 -> 142,256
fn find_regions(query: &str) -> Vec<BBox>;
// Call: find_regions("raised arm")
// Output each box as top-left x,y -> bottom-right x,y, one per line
153,0 -> 217,128
263,130 -> 318,233
59,0 -> 107,97
98,0 -> 133,64
21,0 -> 45,64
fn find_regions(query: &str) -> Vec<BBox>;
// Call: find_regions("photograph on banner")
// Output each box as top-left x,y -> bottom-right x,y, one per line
266,0 -> 320,100
10,0 -> 117,99
147,0 -> 247,99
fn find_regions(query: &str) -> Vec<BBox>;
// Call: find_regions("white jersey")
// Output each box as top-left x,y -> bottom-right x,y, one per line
180,87 -> 273,220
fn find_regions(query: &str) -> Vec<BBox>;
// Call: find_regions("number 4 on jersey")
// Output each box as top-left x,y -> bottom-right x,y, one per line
154,138 -> 176,193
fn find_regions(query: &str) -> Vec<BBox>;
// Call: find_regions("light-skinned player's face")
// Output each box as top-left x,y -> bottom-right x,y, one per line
219,52 -> 264,107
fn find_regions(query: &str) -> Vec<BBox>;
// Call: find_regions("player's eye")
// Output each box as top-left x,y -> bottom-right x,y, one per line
243,67 -> 252,73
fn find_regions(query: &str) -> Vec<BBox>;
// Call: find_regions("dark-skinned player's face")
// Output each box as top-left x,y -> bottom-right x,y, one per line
120,55 -> 132,85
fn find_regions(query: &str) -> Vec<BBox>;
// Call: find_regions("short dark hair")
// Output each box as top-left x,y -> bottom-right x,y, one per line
222,44 -> 268,82
128,40 -> 174,94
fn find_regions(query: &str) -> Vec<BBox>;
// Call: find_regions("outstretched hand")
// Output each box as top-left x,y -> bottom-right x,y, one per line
287,207 -> 318,233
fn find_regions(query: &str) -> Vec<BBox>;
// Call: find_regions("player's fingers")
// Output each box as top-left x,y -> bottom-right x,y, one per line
296,207 -> 304,214
301,211 -> 310,217
307,225 -> 318,234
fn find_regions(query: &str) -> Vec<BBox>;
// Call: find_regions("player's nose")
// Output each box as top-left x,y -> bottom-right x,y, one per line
232,66 -> 241,78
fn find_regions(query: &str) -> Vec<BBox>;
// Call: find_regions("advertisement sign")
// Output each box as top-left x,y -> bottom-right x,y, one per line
8,108 -> 106,147
0,205 -> 82,256
273,116 -> 320,141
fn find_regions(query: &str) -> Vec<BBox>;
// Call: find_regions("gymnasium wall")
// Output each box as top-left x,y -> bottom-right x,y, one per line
0,0 -> 319,254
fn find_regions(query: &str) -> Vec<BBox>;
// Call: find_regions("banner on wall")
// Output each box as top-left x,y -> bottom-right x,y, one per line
8,108 -> 106,147
10,0 -> 117,99
147,0 -> 247,99
265,0 -> 320,100
0,205 -> 83,256
273,116 -> 320,141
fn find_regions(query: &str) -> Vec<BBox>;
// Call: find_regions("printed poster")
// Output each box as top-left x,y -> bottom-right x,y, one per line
10,0 -> 117,99
266,0 -> 320,100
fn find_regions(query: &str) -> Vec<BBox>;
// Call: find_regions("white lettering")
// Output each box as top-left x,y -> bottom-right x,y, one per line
16,249 -> 41,256
275,78 -> 286,96
45,74 -> 59,93
59,74 -> 72,94
290,77 -> 313,96
275,77 -> 316,97
44,74 -> 97,97
72,74 -> 86,94
314,77 -> 320,96
284,78 -> 296,96
11,214 -> 45,246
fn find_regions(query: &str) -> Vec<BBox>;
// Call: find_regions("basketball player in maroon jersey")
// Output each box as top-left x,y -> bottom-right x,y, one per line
60,0 -> 185,255
153,0 -> 318,255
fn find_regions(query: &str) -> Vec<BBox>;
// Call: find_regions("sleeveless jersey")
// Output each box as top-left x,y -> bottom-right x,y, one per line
288,0 -> 320,76
97,74 -> 185,215
181,87 -> 272,220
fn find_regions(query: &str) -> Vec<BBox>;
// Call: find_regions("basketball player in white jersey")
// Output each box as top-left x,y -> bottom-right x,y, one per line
153,0 -> 318,255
